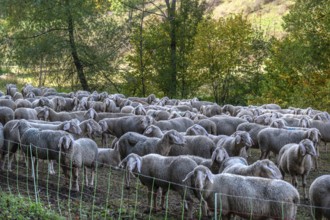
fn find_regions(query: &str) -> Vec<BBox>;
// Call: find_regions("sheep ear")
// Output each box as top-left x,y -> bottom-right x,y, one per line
135,157 -> 142,173
235,134 -> 241,144
299,143 -> 306,156
63,122 -> 71,131
211,151 -> 217,164
182,171 -> 194,183
206,169 -> 214,184
87,122 -> 93,135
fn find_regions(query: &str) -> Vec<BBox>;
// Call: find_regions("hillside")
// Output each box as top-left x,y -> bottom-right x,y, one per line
210,0 -> 295,37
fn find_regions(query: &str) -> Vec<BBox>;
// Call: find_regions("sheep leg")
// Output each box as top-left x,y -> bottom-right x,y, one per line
48,160 -> 55,175
84,167 -> 89,187
90,169 -> 95,187
144,187 -> 158,213
291,175 -> 298,188
7,152 -> 15,172
160,188 -> 168,210
125,170 -> 130,189
302,175 -> 307,200
73,168 -> 79,192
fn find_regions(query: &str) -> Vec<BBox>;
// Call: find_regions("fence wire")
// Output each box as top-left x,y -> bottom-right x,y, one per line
0,138 -> 328,219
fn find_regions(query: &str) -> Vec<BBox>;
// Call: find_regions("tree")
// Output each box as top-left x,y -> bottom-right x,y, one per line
1,0 -> 127,92
258,0 -> 330,110
191,15 -> 263,104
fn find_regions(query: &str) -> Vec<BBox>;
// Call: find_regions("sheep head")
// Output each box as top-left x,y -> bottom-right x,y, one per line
211,146 -> 229,165
58,135 -> 74,152
299,139 -> 317,157
62,120 -> 82,136
183,165 -> 214,191
119,153 -> 142,175
254,159 -> 283,179
186,124 -> 208,136
164,130 -> 185,146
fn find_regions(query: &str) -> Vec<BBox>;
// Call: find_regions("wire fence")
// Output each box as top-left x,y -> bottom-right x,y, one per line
0,138 -> 328,219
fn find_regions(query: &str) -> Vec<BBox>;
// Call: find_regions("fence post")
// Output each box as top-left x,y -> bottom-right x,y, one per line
29,144 -> 38,203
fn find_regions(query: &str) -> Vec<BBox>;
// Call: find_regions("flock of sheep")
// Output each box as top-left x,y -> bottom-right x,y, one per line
0,83 -> 329,219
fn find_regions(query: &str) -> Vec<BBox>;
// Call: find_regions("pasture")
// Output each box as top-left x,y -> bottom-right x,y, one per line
0,83 -> 329,219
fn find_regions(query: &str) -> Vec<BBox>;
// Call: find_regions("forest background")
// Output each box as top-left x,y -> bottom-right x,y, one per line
0,0 -> 329,111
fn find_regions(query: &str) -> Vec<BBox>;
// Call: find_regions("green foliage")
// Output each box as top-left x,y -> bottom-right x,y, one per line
191,14 -> 267,104
256,0 -> 330,111
0,192 -> 63,219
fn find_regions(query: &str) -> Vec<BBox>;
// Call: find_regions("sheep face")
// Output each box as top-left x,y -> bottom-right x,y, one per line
306,129 -> 321,147
165,130 -> 185,146
299,139 -> 316,157
58,135 -> 74,152
86,119 -> 102,137
211,147 -> 229,165
183,165 -> 213,191
234,131 -> 253,148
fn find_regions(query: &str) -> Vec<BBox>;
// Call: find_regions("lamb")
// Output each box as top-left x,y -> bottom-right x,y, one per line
58,135 -> 98,191
309,175 -> 330,220
99,115 -> 153,146
258,127 -> 320,160
116,129 -> 185,159
216,131 -> 253,158
208,115 -> 247,135
97,147 -> 121,168
183,165 -> 300,219
14,108 -> 38,120
154,117 -> 194,132
168,135 -> 216,158
0,106 -> 14,125
119,153 -> 198,219
222,159 -> 283,179
37,106 -> 97,122
277,139 -> 317,199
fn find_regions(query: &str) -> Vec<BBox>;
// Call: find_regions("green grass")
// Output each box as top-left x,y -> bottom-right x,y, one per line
0,192 -> 64,220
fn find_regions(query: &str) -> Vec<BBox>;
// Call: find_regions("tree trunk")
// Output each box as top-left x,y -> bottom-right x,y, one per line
165,0 -> 177,98
140,1 -> 146,97
65,0 -> 90,91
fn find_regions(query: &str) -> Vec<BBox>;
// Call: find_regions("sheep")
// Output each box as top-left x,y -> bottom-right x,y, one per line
142,125 -> 164,138
6,84 -> 18,97
183,165 -> 300,219
310,120 -> 330,143
258,127 -> 321,160
99,115 -> 153,146
277,139 -> 317,199
93,112 -> 134,122
309,175 -> 330,220
120,105 -> 135,113
0,99 -> 17,110
190,98 -> 214,111
195,119 -> 217,135
37,106 -> 97,122
236,122 -> 268,149
154,117 -> 194,132
218,156 -> 248,173
200,104 -> 222,117
15,99 -> 33,108
281,116 -> 311,128
78,119 -> 102,139
188,146 -> 229,174
168,135 -> 216,158
14,108 -> 38,120
221,104 -> 241,116
119,153 -> 198,218
97,147 -> 121,168
104,98 -> 120,113
185,124 -> 209,136
12,92 -> 23,101
208,115 -> 247,135
58,135 -> 98,191
116,129 -> 185,159
0,106 -> 14,125
216,131 -> 253,158
222,159 -> 283,179
11,120 -> 72,176
147,109 -> 171,121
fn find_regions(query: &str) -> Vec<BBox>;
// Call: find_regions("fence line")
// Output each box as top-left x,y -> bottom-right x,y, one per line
0,138 -> 328,219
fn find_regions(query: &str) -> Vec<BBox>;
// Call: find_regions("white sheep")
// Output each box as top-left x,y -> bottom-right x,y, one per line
277,139 -> 317,199
309,175 -> 330,220
183,165 -> 300,219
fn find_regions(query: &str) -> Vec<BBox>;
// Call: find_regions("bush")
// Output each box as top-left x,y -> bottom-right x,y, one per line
0,192 -> 63,220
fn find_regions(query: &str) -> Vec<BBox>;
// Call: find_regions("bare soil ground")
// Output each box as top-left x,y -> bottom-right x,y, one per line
0,143 -> 329,219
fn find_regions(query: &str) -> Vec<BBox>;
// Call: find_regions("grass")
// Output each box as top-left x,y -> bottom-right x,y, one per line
0,191 -> 64,220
